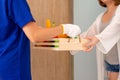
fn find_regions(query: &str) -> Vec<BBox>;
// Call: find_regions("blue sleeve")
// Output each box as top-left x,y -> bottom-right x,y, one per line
9,0 -> 35,28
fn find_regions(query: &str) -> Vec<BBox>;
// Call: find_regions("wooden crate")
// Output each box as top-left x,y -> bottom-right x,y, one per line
33,38 -> 88,51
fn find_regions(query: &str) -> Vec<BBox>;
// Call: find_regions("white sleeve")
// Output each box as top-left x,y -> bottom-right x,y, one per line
81,13 -> 104,37
81,21 -> 97,37
70,13 -> 102,55
96,6 -> 120,54
70,19 -> 98,55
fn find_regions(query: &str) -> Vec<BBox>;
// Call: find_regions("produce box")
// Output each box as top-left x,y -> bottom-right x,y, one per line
33,37 -> 88,51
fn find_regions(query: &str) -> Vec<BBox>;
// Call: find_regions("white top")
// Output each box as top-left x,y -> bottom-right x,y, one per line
99,21 -> 119,64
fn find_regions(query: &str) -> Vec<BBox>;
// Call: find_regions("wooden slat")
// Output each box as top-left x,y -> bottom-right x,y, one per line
33,38 -> 88,51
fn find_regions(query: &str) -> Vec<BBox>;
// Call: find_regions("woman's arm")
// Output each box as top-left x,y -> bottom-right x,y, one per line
70,20 -> 98,55
84,6 -> 120,53
84,19 -> 120,53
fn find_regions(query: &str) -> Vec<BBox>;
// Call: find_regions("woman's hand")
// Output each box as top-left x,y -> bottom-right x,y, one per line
84,36 -> 99,52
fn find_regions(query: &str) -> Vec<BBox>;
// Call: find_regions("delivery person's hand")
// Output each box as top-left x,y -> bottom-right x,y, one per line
62,24 -> 81,37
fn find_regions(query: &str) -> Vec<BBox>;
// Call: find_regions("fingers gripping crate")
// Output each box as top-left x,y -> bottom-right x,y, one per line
33,38 -> 88,51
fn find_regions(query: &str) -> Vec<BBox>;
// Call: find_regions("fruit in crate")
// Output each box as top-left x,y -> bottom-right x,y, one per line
46,19 -> 51,28
58,34 -> 68,38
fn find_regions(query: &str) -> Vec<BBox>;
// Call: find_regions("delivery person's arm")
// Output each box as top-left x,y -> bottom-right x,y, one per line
23,22 -> 81,42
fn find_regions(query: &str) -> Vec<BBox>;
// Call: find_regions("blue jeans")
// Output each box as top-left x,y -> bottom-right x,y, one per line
104,61 -> 119,72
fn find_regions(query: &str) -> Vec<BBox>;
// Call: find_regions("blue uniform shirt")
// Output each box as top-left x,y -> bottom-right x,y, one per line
0,0 -> 34,80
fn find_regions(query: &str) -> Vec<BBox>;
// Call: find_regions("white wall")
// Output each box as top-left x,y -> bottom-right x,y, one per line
73,0 -> 105,80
